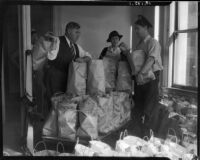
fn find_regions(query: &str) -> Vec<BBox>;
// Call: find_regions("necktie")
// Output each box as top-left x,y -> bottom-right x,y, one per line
70,41 -> 76,60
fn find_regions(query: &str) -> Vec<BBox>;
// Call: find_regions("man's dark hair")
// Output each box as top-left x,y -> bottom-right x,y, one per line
135,15 -> 153,29
65,22 -> 80,32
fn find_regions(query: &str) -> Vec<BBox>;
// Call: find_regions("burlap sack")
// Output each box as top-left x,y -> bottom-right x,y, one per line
58,101 -> 77,140
77,96 -> 99,140
96,95 -> 114,134
102,57 -> 118,91
67,62 -> 87,96
116,61 -> 132,92
87,60 -> 105,95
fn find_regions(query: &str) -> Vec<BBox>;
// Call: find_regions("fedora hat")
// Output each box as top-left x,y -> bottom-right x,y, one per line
107,30 -> 123,42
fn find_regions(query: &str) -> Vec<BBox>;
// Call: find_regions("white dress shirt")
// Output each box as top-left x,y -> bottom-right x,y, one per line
47,35 -> 92,60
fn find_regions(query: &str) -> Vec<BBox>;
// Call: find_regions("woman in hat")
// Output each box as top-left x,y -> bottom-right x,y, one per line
99,30 -> 128,61
132,15 -> 163,132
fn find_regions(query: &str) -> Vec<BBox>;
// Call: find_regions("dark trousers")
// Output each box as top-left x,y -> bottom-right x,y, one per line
133,71 -> 160,119
44,65 -> 68,110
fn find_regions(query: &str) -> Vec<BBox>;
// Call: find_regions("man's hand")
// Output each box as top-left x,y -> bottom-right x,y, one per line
136,72 -> 145,85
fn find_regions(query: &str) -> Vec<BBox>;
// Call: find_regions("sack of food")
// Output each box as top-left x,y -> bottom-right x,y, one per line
42,108 -> 58,137
115,132 -> 131,155
57,100 -> 77,140
51,93 -> 67,109
103,57 -> 118,91
96,94 -> 114,134
87,60 -> 105,95
77,96 -> 99,140
75,143 -> 95,157
67,62 -> 87,96
89,140 -> 113,156
116,61 -> 132,92
165,129 -> 187,158
112,92 -> 132,125
126,50 -> 155,84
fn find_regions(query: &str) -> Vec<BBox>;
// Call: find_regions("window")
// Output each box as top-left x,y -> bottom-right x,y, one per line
168,1 -> 198,91
154,6 -> 160,41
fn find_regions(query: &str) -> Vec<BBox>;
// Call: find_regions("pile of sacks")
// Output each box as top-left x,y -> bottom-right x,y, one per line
159,94 -> 197,155
67,58 -> 132,96
73,130 -> 197,159
42,58 -> 133,141
42,92 -> 132,141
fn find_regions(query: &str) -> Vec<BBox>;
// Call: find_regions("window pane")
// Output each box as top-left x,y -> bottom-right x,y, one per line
173,32 -> 198,87
169,2 -> 175,36
178,1 -> 198,30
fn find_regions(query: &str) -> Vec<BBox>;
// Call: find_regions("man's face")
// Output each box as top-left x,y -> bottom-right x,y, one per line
67,28 -> 80,43
135,24 -> 147,39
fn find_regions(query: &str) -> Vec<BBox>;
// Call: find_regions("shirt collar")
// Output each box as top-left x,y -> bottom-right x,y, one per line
65,35 -> 72,47
143,35 -> 151,43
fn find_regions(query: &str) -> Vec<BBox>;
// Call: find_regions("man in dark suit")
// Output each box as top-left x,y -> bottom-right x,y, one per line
45,22 -> 91,99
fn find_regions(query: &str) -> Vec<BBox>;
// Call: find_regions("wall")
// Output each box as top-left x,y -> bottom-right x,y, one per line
53,6 -> 144,58
31,5 -> 53,36
3,5 -> 20,94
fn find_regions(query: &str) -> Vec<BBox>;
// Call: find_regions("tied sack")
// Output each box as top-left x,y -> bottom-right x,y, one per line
103,57 -> 118,91
126,50 -> 155,84
112,92 -> 132,125
77,96 -> 99,140
96,95 -> 114,134
87,60 -> 105,95
58,100 -> 77,140
67,62 -> 87,96
116,61 -> 132,92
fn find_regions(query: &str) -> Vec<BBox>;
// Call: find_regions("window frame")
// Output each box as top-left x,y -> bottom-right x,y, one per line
170,1 -> 198,91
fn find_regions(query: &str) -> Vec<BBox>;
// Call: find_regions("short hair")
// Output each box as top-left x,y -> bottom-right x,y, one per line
65,22 -> 80,32
135,15 -> 153,29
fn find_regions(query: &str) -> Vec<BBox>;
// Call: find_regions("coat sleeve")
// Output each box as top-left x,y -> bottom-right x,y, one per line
99,47 -> 108,59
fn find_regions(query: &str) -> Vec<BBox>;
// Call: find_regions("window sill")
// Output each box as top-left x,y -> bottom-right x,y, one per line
163,87 -> 197,99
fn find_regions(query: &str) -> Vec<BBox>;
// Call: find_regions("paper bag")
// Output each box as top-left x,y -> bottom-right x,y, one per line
96,95 -> 114,134
42,108 -> 58,137
112,92 -> 132,125
102,57 -> 118,91
58,101 -> 77,140
126,50 -> 155,84
77,96 -> 99,140
67,62 -> 87,96
87,60 -> 105,95
116,61 -> 132,92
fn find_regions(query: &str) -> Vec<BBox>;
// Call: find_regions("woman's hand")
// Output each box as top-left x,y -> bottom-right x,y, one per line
119,42 -> 130,56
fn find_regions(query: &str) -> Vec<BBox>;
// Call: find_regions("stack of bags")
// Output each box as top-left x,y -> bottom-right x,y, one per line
73,130 -> 196,159
159,94 -> 197,156
42,59 -> 133,141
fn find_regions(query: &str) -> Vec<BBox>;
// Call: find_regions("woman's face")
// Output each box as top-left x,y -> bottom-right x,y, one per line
111,36 -> 120,47
135,24 -> 148,39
